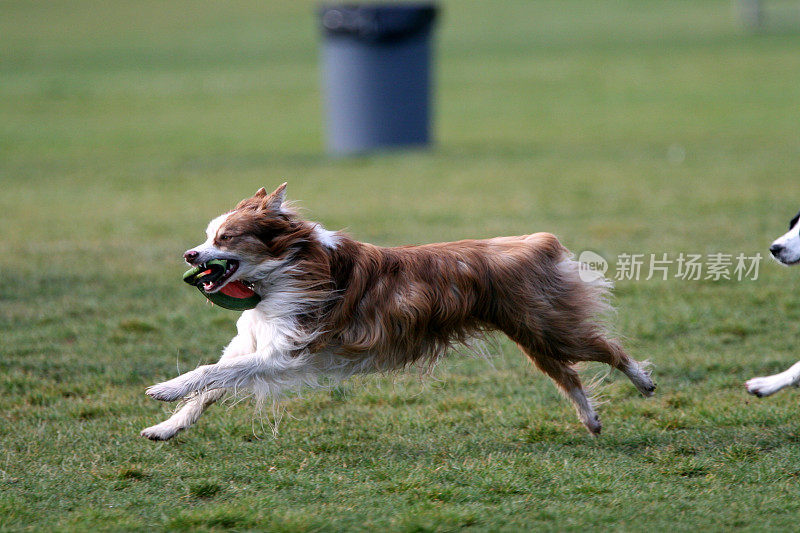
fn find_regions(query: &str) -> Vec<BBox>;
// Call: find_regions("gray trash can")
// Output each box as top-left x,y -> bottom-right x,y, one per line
319,4 -> 438,155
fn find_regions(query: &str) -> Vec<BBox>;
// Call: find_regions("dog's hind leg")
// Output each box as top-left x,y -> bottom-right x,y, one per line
140,389 -> 226,441
518,344 -> 602,435
552,258 -> 655,396
581,335 -> 656,397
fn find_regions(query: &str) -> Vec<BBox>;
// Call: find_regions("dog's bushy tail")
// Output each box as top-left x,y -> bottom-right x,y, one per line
557,256 -> 615,324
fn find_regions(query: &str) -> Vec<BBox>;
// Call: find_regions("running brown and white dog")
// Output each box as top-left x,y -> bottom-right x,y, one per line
746,210 -> 800,397
141,184 -> 655,440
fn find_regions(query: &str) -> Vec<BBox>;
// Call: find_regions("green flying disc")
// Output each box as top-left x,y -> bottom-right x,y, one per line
183,259 -> 261,311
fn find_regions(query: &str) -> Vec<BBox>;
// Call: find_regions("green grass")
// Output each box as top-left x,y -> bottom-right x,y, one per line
4,0 -> 800,530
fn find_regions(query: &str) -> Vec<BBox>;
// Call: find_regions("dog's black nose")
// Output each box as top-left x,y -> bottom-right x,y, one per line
770,244 -> 784,257
184,250 -> 200,263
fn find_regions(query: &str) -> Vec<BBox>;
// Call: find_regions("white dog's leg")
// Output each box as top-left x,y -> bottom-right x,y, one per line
141,328 -> 255,439
145,351 -> 313,403
746,362 -> 800,397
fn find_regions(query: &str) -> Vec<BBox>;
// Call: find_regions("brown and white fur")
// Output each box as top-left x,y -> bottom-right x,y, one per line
141,184 -> 655,440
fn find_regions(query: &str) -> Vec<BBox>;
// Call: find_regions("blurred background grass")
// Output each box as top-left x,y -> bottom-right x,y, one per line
3,0 -> 800,530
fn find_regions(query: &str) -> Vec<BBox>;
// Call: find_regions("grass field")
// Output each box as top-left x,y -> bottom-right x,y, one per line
4,0 -> 800,530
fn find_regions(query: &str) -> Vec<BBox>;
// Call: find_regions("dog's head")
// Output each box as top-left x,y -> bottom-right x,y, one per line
184,183 -> 319,293
770,209 -> 800,266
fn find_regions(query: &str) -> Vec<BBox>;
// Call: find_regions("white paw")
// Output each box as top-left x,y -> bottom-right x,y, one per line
745,375 -> 785,397
140,421 -> 181,441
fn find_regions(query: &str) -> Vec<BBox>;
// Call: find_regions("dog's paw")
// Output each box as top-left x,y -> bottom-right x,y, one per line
583,413 -> 602,436
145,380 -> 187,402
140,422 -> 181,441
745,376 -> 783,398
640,380 -> 657,398
626,361 -> 656,397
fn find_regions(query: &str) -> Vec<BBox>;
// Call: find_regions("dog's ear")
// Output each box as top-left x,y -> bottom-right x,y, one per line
260,182 -> 287,211
253,187 -> 268,199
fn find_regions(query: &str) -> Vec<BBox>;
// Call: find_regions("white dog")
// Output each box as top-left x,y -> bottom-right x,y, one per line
745,210 -> 800,397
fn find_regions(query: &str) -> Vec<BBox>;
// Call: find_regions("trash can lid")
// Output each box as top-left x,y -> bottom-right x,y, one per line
320,4 -> 438,43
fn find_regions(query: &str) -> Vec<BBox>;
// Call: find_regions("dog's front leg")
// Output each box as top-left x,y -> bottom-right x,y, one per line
145,363 -> 232,402
145,351 -> 312,402
141,328 -> 256,439
746,361 -> 800,397
140,389 -> 226,440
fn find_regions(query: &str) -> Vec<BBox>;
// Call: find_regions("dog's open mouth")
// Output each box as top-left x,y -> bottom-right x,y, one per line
183,259 -> 239,293
182,259 -> 261,311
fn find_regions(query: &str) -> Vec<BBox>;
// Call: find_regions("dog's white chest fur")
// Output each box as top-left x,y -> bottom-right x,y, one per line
236,308 -> 294,358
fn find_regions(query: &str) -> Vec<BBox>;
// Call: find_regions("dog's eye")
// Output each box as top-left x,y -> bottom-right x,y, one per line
219,234 -> 230,241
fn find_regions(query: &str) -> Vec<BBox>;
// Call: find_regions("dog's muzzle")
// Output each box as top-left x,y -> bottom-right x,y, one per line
183,259 -> 261,311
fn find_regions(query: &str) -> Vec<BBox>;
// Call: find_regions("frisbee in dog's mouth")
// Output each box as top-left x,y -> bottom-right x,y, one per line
183,259 -> 261,311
